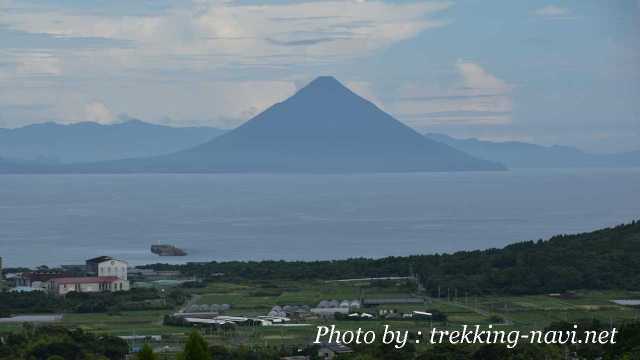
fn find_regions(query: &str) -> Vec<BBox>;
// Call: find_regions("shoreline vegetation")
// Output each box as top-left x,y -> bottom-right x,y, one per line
140,220 -> 640,296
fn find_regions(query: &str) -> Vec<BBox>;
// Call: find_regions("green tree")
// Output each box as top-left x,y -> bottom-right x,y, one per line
136,343 -> 158,360
179,331 -> 210,360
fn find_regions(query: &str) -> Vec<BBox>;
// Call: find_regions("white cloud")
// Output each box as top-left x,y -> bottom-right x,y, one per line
84,101 -> 115,124
389,61 -> 513,127
0,52 -> 62,84
0,1 -> 452,71
14,53 -> 62,76
456,60 -> 510,94
534,5 -> 570,18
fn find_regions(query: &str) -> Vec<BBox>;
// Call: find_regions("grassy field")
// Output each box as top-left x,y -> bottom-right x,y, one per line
2,279 -> 639,353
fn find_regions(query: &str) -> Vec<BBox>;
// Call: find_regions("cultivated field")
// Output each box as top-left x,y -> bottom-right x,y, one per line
2,279 -> 639,355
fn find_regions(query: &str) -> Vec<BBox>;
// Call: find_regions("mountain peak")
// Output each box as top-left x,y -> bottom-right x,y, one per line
308,75 -> 341,86
298,76 -> 351,96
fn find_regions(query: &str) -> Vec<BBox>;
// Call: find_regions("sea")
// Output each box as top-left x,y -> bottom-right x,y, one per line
1,168 -> 639,268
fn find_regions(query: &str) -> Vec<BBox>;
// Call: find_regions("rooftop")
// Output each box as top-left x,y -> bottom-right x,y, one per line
86,256 -> 113,263
50,276 -> 120,285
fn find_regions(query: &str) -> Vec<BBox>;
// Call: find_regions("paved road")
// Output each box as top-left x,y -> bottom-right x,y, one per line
0,314 -> 63,323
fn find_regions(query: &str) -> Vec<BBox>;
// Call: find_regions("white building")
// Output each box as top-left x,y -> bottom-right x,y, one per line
97,259 -> 128,281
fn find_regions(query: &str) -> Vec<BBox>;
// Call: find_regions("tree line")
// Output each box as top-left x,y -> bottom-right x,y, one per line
0,288 -> 189,316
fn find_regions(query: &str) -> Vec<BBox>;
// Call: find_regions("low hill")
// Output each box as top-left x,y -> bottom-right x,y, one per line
425,133 -> 640,168
0,157 -> 58,174
0,120 -> 225,163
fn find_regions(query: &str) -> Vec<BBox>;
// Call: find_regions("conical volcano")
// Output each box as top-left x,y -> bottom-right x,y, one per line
80,76 -> 505,173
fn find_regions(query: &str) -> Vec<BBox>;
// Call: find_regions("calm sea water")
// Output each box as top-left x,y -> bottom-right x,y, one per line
1,168 -> 639,268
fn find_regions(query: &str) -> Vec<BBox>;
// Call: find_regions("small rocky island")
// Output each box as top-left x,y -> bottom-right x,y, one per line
151,244 -> 187,256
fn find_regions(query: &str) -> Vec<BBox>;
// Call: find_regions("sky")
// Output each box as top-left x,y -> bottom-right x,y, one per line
0,0 -> 638,153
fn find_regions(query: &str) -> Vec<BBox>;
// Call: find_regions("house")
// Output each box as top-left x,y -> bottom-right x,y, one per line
16,270 -> 70,289
86,256 -> 128,281
317,343 -> 353,359
83,256 -> 130,291
47,276 -> 128,296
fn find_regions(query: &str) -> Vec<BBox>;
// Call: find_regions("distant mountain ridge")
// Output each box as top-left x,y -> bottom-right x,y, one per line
0,120 -> 226,163
425,133 -> 640,168
72,76 -> 504,173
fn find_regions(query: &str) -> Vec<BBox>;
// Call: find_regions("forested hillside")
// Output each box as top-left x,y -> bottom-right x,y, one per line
416,220 -> 640,295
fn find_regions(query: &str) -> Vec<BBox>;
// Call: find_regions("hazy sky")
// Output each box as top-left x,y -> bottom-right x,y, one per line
1,0 -> 638,152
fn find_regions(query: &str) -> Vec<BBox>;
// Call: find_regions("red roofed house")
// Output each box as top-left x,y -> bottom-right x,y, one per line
47,276 -> 127,296
16,270 -> 70,290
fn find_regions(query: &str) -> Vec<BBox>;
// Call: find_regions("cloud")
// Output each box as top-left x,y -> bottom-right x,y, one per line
389,61 -> 513,127
266,37 -> 341,47
0,0 -> 454,127
0,0 -> 453,71
0,28 -> 133,50
456,60 -> 510,93
0,1 -> 633,153
84,101 -> 115,124
10,53 -> 62,76
534,5 -> 571,18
